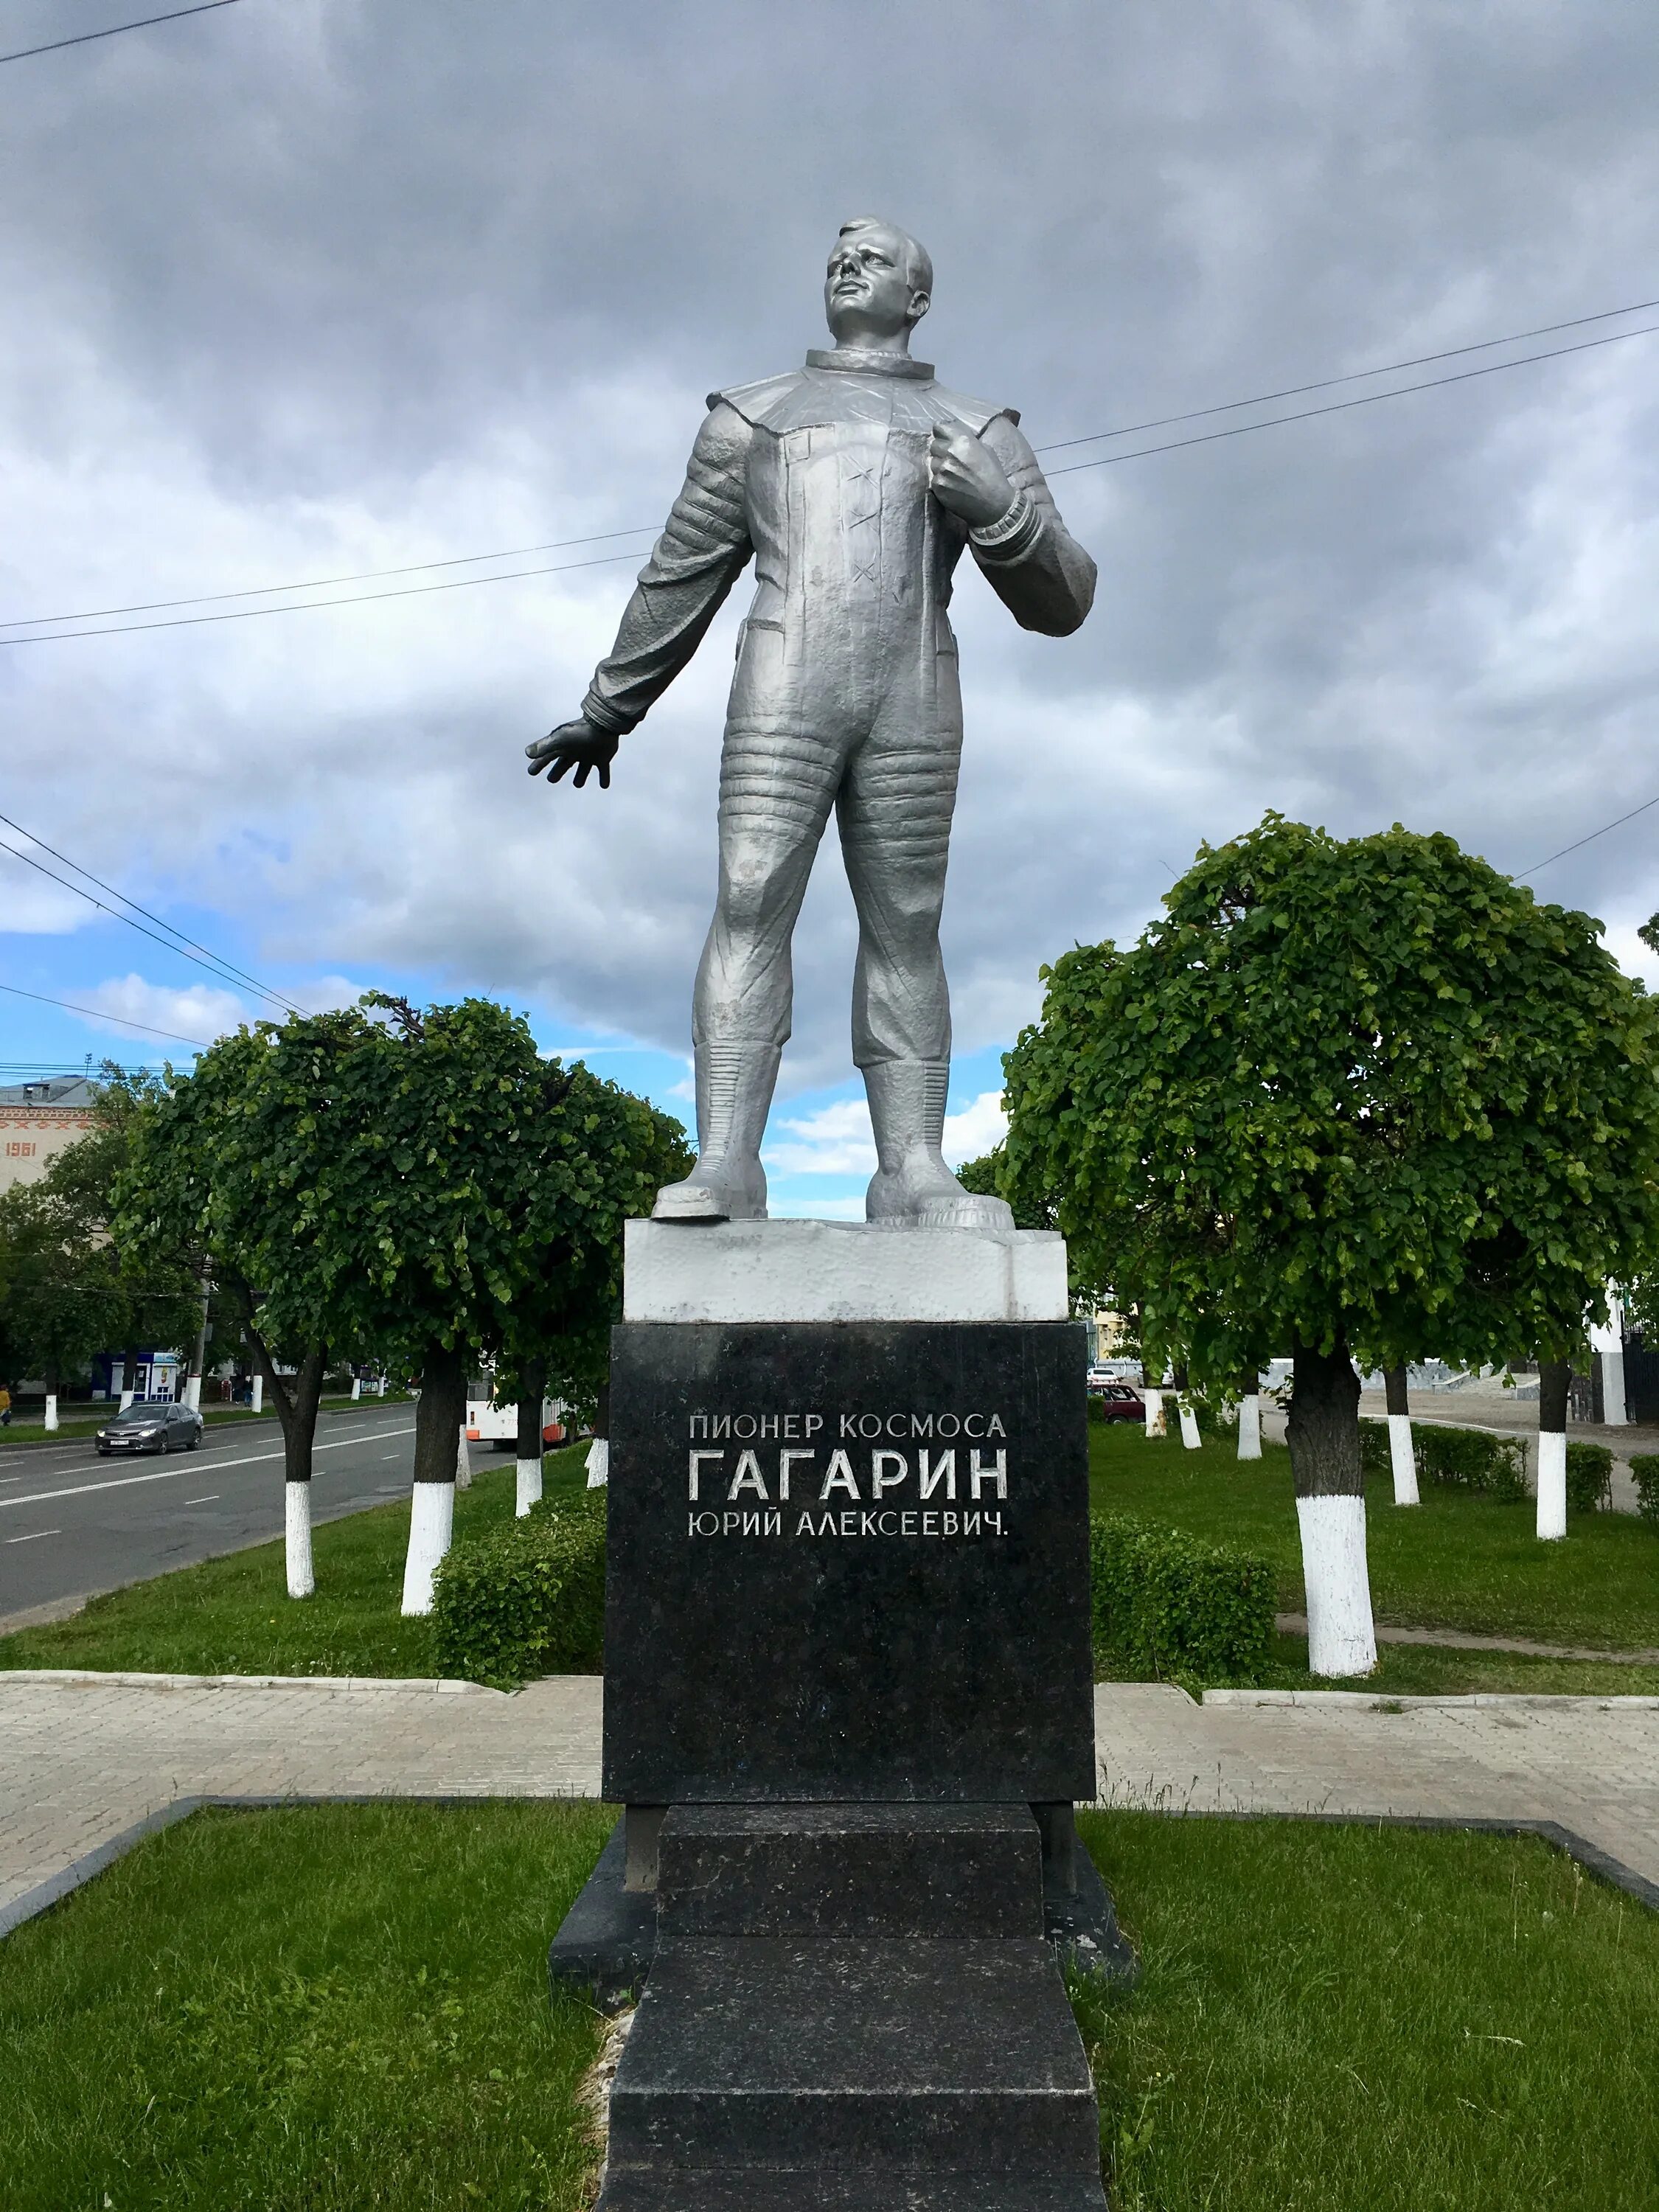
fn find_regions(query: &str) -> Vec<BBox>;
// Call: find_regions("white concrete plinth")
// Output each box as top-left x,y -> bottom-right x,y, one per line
623,1218 -> 1070,1325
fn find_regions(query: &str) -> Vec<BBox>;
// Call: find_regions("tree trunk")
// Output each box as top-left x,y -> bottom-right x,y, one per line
1143,1387 -> 1166,1439
1236,1375 -> 1262,1461
43,1357 -> 60,1434
246,1329 -> 326,1598
119,1336 -> 141,1411
515,1357 -> 547,1517
586,1377 -> 611,1489
403,1340 -> 466,1614
1537,1357 -> 1571,1541
1382,1363 -> 1419,1506
184,1270 -> 210,1411
1287,1334 -> 1376,1677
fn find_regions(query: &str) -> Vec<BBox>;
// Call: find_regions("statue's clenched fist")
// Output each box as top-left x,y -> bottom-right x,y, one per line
526,717 -> 620,790
928,421 -> 1015,530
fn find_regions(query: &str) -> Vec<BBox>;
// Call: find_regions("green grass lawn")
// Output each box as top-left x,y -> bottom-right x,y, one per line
0,1446 -> 594,1678
0,1800 -> 613,2211
1091,1423 -> 1659,1654
1075,1807 -> 1659,2211
2,1801 -> 1652,2210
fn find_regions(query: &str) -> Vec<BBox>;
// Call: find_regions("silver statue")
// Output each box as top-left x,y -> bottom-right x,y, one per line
529,218 -> 1096,1226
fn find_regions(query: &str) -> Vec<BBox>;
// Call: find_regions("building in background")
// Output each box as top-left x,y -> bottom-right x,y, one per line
0,1076 -> 99,1194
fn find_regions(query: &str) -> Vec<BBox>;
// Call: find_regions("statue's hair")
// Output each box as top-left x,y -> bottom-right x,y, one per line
838,215 -> 932,299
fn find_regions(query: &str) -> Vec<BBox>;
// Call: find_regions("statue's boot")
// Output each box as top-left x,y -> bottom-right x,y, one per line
652,1040 -> 779,1222
863,1059 -> 1015,1230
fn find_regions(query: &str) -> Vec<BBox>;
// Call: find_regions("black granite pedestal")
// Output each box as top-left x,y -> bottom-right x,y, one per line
549,1301 -> 1116,2208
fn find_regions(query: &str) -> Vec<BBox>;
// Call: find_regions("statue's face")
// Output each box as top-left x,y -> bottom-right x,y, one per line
824,226 -> 928,346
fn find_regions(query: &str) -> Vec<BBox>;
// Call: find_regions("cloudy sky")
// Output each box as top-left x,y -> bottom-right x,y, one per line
4,0 -> 1658,1215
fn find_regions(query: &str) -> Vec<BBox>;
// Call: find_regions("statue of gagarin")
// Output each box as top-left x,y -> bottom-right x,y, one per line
529,218 -> 1096,1227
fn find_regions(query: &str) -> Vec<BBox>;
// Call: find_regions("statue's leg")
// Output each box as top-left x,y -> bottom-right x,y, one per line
839,701 -> 1014,1231
652,723 -> 840,1223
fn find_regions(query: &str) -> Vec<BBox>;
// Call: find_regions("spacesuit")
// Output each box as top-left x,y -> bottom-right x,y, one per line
576,344 -> 1096,1223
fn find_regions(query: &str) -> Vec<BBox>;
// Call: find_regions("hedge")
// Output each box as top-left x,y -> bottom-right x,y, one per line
1565,1441 -> 1613,1514
1630,1454 -> 1659,1532
430,1495 -> 606,1688
1089,1510 -> 1276,1681
1359,1419 -> 1391,1478
1411,1424 -> 1528,1503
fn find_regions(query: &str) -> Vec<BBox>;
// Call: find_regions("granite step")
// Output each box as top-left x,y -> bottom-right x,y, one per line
655,1802 -> 1043,1939
605,1935 -> 1102,2174
599,2168 -> 1107,2210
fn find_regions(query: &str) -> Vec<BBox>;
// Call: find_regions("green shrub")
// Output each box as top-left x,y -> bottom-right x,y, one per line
1412,1425 -> 1528,1502
1565,1441 -> 1613,1514
1359,1419 -> 1392,1478
1087,1392 -> 1108,1424
430,1495 -> 606,1688
1630,1453 -> 1659,1531
1089,1510 -> 1276,1681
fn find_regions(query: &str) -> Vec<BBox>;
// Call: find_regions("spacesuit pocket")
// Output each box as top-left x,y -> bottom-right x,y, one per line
728,618 -> 788,724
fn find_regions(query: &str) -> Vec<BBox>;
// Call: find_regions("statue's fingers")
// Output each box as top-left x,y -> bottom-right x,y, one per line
597,759 -> 612,790
549,755 -> 574,784
572,759 -> 592,787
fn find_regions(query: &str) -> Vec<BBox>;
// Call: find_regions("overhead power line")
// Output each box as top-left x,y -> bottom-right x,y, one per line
1034,294 -> 1659,454
0,981 -> 211,1048
1514,790 -> 1659,883
0,525 -> 658,632
0,548 -> 644,645
3,293 -> 1657,641
1046,319 -> 1659,477
0,830 -> 305,1019
0,1 -> 242,68
0,807 -> 308,1017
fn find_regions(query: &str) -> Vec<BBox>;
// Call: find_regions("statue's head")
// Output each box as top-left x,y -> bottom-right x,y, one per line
824,217 -> 932,349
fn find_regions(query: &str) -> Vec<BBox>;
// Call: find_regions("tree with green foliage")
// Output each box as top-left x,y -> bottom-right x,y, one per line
488,1060 -> 689,1515
1004,815 -> 1659,1674
1,1074 -> 199,1424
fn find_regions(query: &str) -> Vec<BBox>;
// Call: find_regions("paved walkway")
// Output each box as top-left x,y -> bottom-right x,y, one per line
1273,1612 -> 1659,1663
4,1674 -> 1656,1929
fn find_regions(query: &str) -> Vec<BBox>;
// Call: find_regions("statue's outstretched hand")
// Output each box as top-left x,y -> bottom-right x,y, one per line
526,717 -> 620,790
928,422 -> 1015,529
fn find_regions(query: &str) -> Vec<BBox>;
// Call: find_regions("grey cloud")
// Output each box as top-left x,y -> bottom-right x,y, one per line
4,0 -> 1659,1089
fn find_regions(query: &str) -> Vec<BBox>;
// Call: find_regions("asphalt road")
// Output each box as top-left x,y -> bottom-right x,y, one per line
0,1408 -> 467,1627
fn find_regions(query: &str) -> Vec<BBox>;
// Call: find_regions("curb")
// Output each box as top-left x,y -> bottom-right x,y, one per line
1203,1688 -> 1659,1709
0,1669 -> 500,1694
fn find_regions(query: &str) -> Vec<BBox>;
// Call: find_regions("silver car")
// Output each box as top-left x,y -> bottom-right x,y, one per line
95,1402 -> 204,1456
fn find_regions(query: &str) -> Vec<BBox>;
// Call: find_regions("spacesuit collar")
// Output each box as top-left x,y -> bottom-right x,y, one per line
805,347 -> 935,381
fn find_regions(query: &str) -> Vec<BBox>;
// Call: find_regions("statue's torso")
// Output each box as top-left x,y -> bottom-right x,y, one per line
714,362 -> 1009,727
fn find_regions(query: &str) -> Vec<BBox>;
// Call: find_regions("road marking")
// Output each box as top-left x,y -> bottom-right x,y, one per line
184,1495 -> 220,1504
0,1426 -> 415,1512
380,1453 -> 402,1461
5,1528 -> 60,1544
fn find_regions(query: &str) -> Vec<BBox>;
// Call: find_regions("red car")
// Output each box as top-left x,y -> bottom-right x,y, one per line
1088,1381 -> 1144,1422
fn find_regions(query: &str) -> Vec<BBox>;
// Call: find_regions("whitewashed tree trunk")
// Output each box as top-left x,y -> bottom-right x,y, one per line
119,1388 -> 135,1412
285,1481 -> 315,1598
401,1484 -> 455,1614
1287,1339 -> 1377,1678
516,1457 -> 543,1516
1537,1357 -> 1569,1540
1177,1397 -> 1201,1450
43,1394 -> 59,1433
585,1436 -> 611,1489
1295,1492 -> 1378,1676
455,1425 -> 471,1489
1537,1431 -> 1567,1540
350,1375 -> 361,1401
1143,1388 -> 1166,1439
251,1373 -> 263,1413
1388,1413 -> 1419,1505
378,1376 -> 387,1397
183,1374 -> 202,1412
1237,1393 -> 1262,1459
